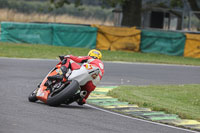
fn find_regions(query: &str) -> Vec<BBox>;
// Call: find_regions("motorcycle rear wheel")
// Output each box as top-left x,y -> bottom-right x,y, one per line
46,80 -> 80,106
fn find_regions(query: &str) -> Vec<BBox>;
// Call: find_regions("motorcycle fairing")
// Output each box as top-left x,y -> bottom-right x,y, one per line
36,64 -> 62,103
68,63 -> 100,86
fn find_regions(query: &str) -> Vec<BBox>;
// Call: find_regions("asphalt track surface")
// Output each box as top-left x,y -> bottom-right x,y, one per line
1,58 -> 200,133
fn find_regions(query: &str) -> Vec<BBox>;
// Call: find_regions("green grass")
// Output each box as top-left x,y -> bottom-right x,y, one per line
107,85 -> 200,121
1,42 -> 200,66
0,42 -> 89,59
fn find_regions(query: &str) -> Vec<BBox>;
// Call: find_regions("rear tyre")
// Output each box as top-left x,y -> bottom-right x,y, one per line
46,80 -> 80,106
28,89 -> 38,102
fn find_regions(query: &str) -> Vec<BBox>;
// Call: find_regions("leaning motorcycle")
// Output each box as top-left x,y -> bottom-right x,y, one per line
28,58 -> 100,106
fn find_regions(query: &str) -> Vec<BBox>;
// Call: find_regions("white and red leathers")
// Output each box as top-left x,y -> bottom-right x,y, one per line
62,55 -> 104,104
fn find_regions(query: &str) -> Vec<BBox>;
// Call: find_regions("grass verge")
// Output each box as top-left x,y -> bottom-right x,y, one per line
107,85 -> 200,121
1,42 -> 200,66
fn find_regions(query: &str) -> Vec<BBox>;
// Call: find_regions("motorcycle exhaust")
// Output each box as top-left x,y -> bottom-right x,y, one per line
80,91 -> 87,98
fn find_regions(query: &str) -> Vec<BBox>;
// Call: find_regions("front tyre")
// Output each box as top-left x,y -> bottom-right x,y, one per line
46,80 -> 80,106
28,89 -> 38,102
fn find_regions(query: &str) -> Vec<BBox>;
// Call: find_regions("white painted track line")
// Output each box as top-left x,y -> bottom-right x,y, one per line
86,104 -> 200,133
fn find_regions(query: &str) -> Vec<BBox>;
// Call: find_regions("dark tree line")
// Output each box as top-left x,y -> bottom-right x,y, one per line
50,0 -> 200,27
0,0 -> 113,21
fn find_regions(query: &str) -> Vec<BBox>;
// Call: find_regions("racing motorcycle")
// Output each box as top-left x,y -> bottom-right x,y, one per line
28,58 -> 100,106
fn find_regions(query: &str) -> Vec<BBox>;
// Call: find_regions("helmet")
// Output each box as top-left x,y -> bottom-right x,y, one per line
88,49 -> 102,60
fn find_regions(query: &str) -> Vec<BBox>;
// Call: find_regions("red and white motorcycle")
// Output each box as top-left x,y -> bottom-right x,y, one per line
28,58 -> 100,106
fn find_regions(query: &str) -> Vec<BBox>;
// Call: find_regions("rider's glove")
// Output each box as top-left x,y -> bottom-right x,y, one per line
59,56 -> 65,61
59,55 -> 70,61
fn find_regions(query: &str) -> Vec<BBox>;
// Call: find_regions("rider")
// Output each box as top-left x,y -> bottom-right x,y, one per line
48,49 -> 104,105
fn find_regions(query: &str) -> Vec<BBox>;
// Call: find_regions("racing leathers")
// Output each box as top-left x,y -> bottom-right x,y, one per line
62,55 -> 104,105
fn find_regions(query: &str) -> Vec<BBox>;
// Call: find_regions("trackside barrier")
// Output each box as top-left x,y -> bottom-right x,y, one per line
184,33 -> 200,58
1,22 -> 200,59
53,24 -> 97,48
140,30 -> 186,56
0,22 -> 97,49
92,25 -> 141,52
1,22 -> 53,45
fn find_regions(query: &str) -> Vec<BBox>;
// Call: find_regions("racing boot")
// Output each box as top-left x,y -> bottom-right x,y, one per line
47,74 -> 63,81
47,66 -> 68,82
77,98 -> 86,105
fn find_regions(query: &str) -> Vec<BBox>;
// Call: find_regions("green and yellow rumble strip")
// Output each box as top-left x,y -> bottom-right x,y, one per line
87,86 -> 200,131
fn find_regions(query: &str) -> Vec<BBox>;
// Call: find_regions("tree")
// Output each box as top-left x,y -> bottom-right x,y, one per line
50,0 -> 141,27
101,0 -> 141,27
49,0 -> 200,27
121,0 -> 141,27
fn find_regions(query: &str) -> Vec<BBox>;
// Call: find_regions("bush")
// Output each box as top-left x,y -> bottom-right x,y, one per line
0,0 -> 113,21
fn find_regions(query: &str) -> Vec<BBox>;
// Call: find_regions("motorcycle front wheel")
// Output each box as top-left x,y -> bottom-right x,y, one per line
28,89 -> 38,102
